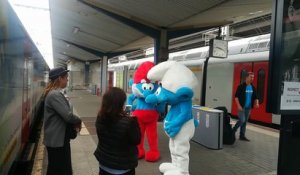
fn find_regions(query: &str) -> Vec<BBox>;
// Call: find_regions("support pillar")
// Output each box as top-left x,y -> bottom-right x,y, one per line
100,56 -> 108,96
200,57 -> 210,106
154,29 -> 169,64
84,61 -> 90,87
123,66 -> 129,92
277,115 -> 300,174
267,0 -> 300,174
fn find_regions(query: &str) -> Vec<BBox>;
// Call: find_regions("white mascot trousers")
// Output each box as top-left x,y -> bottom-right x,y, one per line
168,119 -> 195,175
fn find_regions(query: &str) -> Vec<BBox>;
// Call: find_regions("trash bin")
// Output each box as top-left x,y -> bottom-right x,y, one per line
192,106 -> 223,150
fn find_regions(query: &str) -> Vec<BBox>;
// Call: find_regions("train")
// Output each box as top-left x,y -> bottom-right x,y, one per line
0,2 -> 49,175
108,33 -> 282,126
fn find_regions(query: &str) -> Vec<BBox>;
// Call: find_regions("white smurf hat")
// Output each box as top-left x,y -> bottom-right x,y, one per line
147,61 -> 198,93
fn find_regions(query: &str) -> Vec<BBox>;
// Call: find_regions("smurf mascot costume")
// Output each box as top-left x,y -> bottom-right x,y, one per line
145,61 -> 198,175
127,61 -> 165,162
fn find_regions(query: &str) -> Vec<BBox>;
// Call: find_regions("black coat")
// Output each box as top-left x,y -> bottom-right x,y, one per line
94,116 -> 140,170
235,82 -> 258,108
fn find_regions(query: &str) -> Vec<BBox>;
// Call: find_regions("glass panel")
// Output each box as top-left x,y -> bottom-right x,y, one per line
257,69 -> 265,104
240,69 -> 248,84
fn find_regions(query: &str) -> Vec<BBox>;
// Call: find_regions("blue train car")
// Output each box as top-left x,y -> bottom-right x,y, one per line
0,1 -> 49,174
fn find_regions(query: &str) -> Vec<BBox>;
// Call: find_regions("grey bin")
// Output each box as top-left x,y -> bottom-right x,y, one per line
192,106 -> 223,150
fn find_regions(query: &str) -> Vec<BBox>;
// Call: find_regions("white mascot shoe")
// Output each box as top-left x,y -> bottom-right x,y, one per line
164,169 -> 189,175
159,162 -> 178,173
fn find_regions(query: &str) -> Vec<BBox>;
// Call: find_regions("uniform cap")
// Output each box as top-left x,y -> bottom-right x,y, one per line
49,67 -> 69,80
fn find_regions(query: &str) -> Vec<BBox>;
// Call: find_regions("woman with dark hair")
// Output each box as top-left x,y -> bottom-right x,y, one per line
43,67 -> 82,175
94,87 -> 141,175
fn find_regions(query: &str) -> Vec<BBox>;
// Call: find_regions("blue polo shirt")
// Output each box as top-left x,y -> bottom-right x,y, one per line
244,85 -> 253,109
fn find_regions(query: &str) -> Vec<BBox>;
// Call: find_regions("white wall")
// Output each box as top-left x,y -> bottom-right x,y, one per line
205,62 -> 234,111
90,61 -> 101,88
68,60 -> 84,88
188,66 -> 202,105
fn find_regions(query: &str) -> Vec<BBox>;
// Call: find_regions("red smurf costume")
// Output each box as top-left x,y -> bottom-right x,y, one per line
145,61 -> 199,175
127,61 -> 165,162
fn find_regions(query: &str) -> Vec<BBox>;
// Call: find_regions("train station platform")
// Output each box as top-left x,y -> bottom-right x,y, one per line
32,89 -> 279,175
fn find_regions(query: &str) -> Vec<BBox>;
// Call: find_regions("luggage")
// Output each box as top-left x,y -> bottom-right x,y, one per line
215,106 -> 236,145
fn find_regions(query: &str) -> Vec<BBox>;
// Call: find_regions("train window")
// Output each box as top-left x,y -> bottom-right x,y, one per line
258,42 -> 268,48
257,69 -> 265,104
240,69 -> 248,84
248,43 -> 259,50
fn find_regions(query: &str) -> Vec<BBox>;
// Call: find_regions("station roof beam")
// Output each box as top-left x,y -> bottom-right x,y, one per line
49,0 -> 272,66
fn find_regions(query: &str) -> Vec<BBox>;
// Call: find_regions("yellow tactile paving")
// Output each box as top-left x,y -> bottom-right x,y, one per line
31,130 -> 45,175
79,122 -> 90,136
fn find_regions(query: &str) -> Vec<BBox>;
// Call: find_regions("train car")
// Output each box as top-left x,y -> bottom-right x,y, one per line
108,33 -> 281,126
0,2 -> 49,174
175,34 -> 281,126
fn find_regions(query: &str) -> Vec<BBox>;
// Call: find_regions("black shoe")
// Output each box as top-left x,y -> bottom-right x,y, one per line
239,136 -> 250,141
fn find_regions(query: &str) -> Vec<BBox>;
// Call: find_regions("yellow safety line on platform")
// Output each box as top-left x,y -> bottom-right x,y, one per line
30,121 -> 90,175
79,122 -> 90,135
73,108 -> 90,136
31,130 -> 45,175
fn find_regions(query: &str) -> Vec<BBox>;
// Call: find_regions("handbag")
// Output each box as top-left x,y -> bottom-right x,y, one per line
66,124 -> 77,139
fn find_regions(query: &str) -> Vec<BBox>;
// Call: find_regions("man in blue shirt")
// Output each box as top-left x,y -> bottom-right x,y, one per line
233,72 -> 259,141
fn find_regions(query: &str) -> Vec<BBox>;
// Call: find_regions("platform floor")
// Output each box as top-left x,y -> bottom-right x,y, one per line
37,90 -> 279,175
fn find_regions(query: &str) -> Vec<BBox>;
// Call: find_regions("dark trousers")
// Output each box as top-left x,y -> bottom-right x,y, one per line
46,142 -> 72,175
99,168 -> 135,175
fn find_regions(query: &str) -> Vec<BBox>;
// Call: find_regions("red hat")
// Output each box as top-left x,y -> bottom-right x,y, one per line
134,61 -> 155,84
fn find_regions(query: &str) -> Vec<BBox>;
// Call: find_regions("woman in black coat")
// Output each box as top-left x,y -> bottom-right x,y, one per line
94,87 -> 141,175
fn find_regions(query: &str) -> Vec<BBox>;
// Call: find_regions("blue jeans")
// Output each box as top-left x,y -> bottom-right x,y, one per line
99,168 -> 135,175
233,108 -> 251,137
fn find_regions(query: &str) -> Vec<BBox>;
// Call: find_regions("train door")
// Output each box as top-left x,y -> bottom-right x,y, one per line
21,57 -> 30,149
231,63 -> 252,117
251,62 -> 272,123
127,69 -> 135,93
108,71 -> 113,89
231,61 -> 272,124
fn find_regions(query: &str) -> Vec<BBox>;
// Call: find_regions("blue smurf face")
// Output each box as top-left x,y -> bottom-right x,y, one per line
146,85 -> 194,105
146,86 -> 178,104
132,82 -> 158,98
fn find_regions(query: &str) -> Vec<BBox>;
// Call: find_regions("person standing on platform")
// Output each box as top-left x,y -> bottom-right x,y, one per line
43,67 -> 82,175
233,72 -> 259,141
94,87 -> 140,175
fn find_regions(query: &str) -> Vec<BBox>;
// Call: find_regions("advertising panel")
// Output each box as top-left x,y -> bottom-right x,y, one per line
268,0 -> 300,114
280,0 -> 300,111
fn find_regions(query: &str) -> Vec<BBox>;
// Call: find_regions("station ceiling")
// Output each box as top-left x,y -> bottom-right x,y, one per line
49,0 -> 272,67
